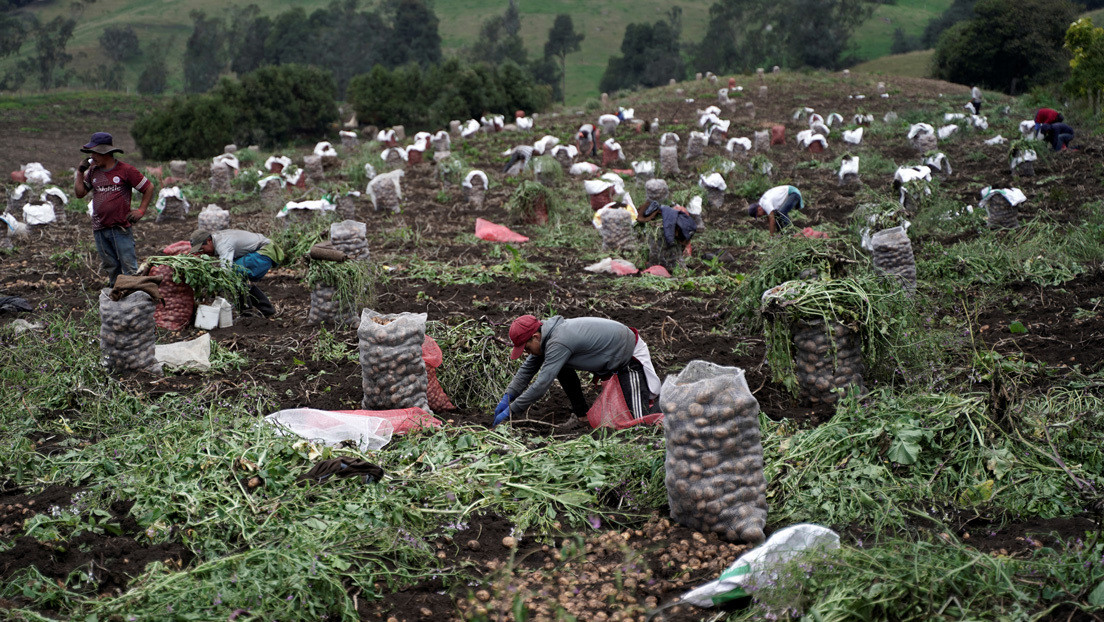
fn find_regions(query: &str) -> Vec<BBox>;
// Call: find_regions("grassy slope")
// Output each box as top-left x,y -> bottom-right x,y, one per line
10,0 -> 946,103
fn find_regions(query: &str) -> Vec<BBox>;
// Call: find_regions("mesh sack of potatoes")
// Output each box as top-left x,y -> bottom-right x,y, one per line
599,208 -> 637,253
330,220 -> 370,262
157,196 -> 188,222
660,146 -> 680,175
197,204 -> 230,231
308,284 -> 358,327
645,179 -> 669,205
685,133 -> 707,160
793,318 -> 865,405
335,194 -> 358,220
358,309 -> 429,410
661,361 -> 767,544
871,226 -> 916,292
985,195 -> 1019,230
99,289 -> 159,373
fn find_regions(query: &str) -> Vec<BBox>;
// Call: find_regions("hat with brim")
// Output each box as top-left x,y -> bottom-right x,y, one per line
509,315 -> 543,360
747,203 -> 760,218
80,132 -> 124,155
188,229 -> 212,254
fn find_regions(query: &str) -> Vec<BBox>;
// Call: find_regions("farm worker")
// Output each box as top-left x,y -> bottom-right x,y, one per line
1032,108 -> 1063,135
1037,122 -> 1076,152
637,199 -> 697,250
493,315 -> 661,430
502,145 -> 534,174
748,185 -> 804,235
188,229 -> 285,318
576,123 -> 599,157
73,132 -> 156,287
964,86 -> 982,115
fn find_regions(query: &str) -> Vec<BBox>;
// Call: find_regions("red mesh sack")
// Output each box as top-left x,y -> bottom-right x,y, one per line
335,408 -> 443,435
407,149 -> 424,165
588,188 -> 613,211
475,218 -> 529,243
586,377 -> 664,430
152,240 -> 196,331
601,145 -> 619,168
770,125 -> 786,145
642,265 -> 671,277
421,336 -> 455,411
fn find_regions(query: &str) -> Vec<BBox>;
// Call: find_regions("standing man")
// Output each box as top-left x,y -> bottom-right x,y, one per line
189,229 -> 284,317
73,132 -> 155,287
748,185 -> 804,235
493,315 -> 661,430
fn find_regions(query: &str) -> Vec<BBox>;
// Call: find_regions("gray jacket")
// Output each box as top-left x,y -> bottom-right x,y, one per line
211,230 -> 272,267
507,316 -> 635,415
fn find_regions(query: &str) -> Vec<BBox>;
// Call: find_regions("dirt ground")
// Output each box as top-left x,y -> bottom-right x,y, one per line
1,73 -> 1102,621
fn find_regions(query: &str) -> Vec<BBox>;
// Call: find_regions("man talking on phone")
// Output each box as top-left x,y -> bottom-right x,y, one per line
73,132 -> 155,287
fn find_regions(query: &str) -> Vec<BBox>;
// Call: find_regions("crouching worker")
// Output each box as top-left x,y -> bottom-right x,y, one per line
748,185 -> 804,234
189,229 -> 285,317
493,315 -> 661,430
637,199 -> 697,272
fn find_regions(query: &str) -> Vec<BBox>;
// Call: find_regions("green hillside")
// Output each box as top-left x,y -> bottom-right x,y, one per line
8,0 -> 948,103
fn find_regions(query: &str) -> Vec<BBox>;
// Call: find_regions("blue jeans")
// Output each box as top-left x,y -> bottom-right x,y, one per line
774,192 -> 803,229
233,252 -> 275,281
94,227 -> 137,287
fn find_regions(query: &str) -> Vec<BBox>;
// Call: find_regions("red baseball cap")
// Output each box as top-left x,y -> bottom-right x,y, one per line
509,315 -> 542,360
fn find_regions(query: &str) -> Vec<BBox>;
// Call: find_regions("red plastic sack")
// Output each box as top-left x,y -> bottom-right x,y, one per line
10,171 -> 26,183
335,408 -> 443,435
807,141 -> 824,154
152,240 -> 196,331
795,227 -> 829,239
642,265 -> 671,277
475,218 -> 529,243
422,336 -> 456,411
586,378 -> 664,430
771,125 -> 786,145
728,77 -> 737,89
407,149 -> 424,165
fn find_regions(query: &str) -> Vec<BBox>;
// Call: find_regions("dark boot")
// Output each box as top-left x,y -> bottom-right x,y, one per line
247,283 -> 276,317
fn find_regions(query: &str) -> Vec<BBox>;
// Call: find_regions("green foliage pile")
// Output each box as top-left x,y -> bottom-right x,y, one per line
303,259 -> 376,310
145,254 -> 246,300
132,64 -> 338,160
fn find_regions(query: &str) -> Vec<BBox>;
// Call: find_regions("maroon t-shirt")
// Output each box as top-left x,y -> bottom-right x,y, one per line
84,160 -> 149,230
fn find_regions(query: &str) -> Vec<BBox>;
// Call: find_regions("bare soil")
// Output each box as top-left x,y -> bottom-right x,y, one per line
1,73 -> 1101,621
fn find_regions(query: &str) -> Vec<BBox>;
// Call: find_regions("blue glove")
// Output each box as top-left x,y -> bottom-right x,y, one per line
492,393 -> 514,427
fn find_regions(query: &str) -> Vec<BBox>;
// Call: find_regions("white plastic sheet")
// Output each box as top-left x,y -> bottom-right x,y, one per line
265,408 -> 393,451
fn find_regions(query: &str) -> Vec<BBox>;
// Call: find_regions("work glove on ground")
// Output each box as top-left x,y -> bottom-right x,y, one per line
492,392 -> 514,427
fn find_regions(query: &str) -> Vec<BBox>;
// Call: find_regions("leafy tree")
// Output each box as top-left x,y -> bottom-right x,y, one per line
890,26 -> 919,54
931,0 -> 1077,94
693,0 -> 870,72
1064,17 -> 1104,113
214,64 -> 338,146
99,25 -> 140,61
600,19 -> 684,93
30,16 -> 76,89
265,8 -> 315,66
183,10 -> 226,93
308,0 -> 387,93
0,12 -> 28,58
922,0 -> 977,47
543,14 -> 583,104
470,0 -> 526,66
528,55 -> 562,103
227,4 -> 271,75
96,62 -> 125,91
137,54 -> 168,94
382,0 -> 442,68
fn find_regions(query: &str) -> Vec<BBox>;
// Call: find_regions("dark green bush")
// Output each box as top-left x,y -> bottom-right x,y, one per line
131,64 -> 338,160
347,58 -> 550,131
131,94 -> 236,161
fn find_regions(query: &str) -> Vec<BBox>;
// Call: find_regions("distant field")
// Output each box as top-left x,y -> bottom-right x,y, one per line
6,0 -> 947,103
851,49 -> 934,79
851,0 -> 951,61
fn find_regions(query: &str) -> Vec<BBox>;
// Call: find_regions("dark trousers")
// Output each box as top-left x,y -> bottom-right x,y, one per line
774,192 -> 802,229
